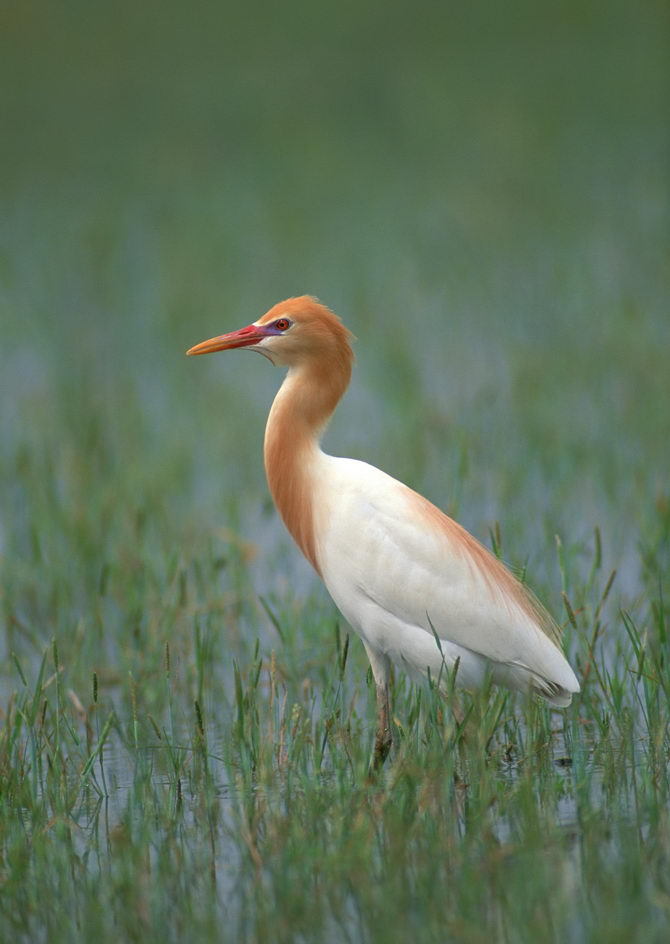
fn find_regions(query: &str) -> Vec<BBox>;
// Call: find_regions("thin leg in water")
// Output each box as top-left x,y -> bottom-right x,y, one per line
364,644 -> 392,770
373,678 -> 392,769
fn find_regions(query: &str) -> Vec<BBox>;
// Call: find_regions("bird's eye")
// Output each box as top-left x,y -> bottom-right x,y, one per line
274,318 -> 291,331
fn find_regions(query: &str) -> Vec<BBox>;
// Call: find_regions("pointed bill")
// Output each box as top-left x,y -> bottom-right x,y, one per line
186,324 -> 267,355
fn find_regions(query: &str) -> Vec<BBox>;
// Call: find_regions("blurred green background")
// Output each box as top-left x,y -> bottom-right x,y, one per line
1,3 -> 669,941
1,0 -> 668,667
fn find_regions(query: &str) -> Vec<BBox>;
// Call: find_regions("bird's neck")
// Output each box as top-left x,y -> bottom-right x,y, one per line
263,358 -> 351,574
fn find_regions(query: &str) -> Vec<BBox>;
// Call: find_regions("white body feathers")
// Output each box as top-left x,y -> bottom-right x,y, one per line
313,455 -> 579,705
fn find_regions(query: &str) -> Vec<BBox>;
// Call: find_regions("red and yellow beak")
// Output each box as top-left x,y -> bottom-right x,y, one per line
186,323 -> 269,356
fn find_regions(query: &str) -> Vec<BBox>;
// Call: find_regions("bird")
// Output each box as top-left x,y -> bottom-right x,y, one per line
187,296 -> 580,768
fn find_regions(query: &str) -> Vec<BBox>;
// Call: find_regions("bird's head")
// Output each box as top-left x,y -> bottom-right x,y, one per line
187,295 -> 354,370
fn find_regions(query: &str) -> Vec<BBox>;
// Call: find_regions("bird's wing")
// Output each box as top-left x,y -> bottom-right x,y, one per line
316,457 -> 577,692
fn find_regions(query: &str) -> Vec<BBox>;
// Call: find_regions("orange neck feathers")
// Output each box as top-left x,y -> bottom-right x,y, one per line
262,299 -> 354,573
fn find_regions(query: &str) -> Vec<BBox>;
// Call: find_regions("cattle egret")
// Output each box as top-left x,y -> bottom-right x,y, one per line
187,297 -> 580,767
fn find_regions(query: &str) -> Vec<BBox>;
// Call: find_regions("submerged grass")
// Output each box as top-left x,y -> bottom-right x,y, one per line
1,535 -> 669,942
0,654 -> 666,944
1,0 -> 669,941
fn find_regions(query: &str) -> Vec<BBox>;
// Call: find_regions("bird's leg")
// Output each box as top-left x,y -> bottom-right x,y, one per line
373,678 -> 392,770
364,644 -> 393,771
